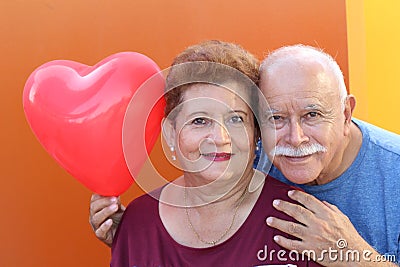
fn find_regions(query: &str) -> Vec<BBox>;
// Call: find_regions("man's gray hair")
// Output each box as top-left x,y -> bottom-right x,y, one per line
260,44 -> 348,110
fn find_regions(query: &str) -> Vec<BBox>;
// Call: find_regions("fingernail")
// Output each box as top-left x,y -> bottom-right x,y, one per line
110,204 -> 118,211
273,199 -> 280,206
110,197 -> 117,203
105,219 -> 113,226
274,235 -> 279,242
288,190 -> 295,196
266,217 -> 273,225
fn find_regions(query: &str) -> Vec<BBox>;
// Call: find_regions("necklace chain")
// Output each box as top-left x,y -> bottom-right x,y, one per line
183,187 -> 248,246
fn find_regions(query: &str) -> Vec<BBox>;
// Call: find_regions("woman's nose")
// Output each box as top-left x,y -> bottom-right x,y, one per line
209,122 -> 231,145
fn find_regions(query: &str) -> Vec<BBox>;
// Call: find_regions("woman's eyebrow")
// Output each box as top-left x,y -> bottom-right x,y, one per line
229,110 -> 248,116
186,111 -> 209,118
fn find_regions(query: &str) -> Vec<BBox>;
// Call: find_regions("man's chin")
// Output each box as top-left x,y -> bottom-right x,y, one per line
274,158 -> 320,185
281,171 -> 318,185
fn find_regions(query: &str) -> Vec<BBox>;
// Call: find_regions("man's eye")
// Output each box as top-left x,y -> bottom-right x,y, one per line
306,112 -> 319,118
270,115 -> 282,121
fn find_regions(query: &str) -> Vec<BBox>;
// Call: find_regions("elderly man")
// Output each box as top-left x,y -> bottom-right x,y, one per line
90,44 -> 399,266
258,44 -> 399,266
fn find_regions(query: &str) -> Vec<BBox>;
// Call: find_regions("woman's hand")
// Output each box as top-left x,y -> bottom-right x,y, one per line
89,194 -> 125,247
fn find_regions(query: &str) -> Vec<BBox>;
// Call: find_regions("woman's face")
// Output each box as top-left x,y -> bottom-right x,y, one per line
164,83 -> 256,185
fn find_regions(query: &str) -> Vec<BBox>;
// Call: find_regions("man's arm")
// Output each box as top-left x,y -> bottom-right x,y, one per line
89,194 -> 125,247
266,190 -> 398,266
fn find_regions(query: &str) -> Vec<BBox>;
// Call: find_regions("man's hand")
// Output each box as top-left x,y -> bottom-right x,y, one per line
266,190 -> 397,266
89,194 -> 125,247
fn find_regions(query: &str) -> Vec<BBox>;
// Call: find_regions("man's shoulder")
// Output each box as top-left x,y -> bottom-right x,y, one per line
354,118 -> 400,155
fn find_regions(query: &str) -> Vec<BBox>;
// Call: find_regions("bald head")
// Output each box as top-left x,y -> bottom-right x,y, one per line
260,44 -> 348,107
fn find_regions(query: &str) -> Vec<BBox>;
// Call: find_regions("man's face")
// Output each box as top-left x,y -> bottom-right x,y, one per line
259,60 -> 350,185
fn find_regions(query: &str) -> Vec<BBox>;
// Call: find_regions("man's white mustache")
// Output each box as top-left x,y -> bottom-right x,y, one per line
273,143 -> 327,157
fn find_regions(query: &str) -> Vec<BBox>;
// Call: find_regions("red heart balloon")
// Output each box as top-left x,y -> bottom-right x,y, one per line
23,52 -> 165,196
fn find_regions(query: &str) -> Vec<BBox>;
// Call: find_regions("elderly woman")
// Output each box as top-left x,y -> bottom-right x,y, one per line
98,41 -> 317,266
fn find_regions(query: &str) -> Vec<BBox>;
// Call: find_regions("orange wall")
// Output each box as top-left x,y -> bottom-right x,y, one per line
0,1 -> 347,266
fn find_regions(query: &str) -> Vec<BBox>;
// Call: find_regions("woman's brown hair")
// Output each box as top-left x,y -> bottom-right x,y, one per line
164,40 -> 260,131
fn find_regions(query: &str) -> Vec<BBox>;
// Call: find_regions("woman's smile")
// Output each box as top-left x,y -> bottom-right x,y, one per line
201,152 -> 234,161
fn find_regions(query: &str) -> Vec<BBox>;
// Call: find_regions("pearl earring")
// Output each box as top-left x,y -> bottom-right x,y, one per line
170,146 -> 176,161
255,139 -> 261,151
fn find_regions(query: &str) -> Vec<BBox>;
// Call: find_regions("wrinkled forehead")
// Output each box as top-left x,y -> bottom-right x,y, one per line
262,54 -> 331,78
260,57 -> 339,98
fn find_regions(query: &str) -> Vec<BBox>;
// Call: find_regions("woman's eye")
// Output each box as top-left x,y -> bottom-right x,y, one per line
191,117 -> 207,125
230,115 -> 244,123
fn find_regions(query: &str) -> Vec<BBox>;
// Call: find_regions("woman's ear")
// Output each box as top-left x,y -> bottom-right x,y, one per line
162,118 -> 176,147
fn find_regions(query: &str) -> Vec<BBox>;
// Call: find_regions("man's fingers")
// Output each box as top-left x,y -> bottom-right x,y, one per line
287,190 -> 329,214
89,195 -> 118,216
322,200 -> 341,212
272,234 -> 305,253
90,203 -> 119,229
266,216 -> 306,239
271,199 -> 314,225
90,193 -> 102,202
119,204 -> 126,212
95,219 -> 113,246
95,219 -> 113,238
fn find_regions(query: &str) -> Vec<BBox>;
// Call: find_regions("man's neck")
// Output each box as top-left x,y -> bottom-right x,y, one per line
312,122 -> 363,185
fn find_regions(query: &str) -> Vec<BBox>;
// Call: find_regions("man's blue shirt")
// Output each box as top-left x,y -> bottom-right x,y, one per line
257,118 -> 400,262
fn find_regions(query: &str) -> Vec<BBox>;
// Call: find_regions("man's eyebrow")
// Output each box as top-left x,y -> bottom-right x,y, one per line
305,103 -> 335,114
264,108 -> 280,115
304,104 -> 323,110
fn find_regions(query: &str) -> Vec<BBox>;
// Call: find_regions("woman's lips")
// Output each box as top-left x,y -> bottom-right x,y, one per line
201,152 -> 232,161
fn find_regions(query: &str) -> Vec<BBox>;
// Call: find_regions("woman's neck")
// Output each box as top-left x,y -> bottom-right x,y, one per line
183,166 -> 256,208
158,169 -> 266,248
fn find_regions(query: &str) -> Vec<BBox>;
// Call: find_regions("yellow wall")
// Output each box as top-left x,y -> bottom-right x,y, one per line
347,0 -> 400,134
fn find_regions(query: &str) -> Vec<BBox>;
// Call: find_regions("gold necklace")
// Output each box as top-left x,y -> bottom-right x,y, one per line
183,186 -> 248,246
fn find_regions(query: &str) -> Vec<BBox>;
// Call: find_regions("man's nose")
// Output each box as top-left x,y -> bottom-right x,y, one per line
284,120 -> 309,147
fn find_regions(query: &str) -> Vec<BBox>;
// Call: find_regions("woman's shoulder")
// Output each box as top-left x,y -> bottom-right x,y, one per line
261,174 -> 302,202
266,174 -> 300,190
265,174 -> 301,191
124,187 -> 163,217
